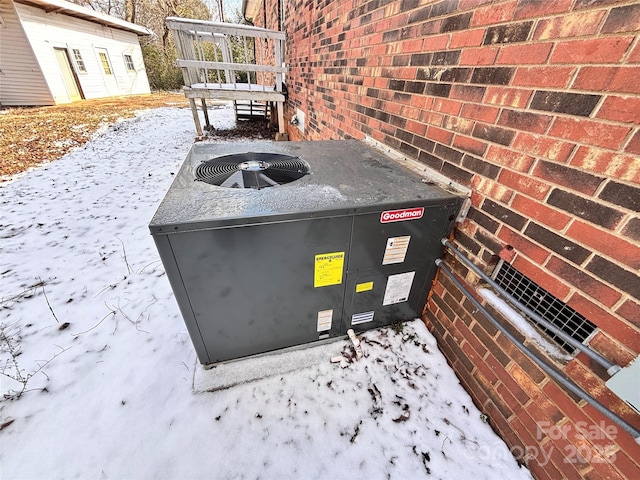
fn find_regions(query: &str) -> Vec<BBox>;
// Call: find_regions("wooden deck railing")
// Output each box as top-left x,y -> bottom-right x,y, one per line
167,17 -> 287,136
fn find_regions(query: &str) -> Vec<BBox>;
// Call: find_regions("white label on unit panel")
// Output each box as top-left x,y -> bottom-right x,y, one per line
317,309 -> 333,332
382,235 -> 411,265
383,271 -> 416,306
351,311 -> 375,325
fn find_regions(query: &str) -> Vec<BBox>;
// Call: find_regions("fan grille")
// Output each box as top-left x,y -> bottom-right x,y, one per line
195,152 -> 310,189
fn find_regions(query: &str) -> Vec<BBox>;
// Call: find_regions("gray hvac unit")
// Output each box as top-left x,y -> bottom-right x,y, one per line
150,140 -> 463,365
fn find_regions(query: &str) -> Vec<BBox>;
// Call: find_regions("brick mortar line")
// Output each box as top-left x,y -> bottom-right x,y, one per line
350,90 -> 639,134
432,1 -> 633,31
609,292 -> 634,313
511,233 -> 636,319
405,138 -> 636,209
419,68 -> 636,100
562,216 -> 638,265
618,125 -> 639,155
591,177 -> 612,199
433,116 -> 635,174
480,200 -> 637,278
322,37 -> 639,62
454,219 -> 634,319
621,33 -> 640,64
426,5 -> 622,29
548,180 -> 639,215
340,29 -> 638,50
588,94 -> 609,124
591,329 -> 637,361
593,0 -> 613,36
301,1 -> 640,32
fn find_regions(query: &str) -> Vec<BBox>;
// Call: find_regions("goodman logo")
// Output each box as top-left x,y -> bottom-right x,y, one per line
380,207 -> 424,223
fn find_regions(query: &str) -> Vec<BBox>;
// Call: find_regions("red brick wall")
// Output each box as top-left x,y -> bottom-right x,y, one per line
250,0 -> 281,32
250,0 -> 640,478
245,1 -> 282,88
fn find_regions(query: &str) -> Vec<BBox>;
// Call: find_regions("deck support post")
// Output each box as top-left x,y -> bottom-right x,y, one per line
188,97 -> 203,136
276,101 -> 286,135
201,99 -> 211,130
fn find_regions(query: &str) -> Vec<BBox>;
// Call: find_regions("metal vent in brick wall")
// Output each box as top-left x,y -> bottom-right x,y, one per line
492,261 -> 597,354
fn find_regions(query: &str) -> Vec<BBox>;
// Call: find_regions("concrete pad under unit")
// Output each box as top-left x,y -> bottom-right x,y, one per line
193,338 -> 347,392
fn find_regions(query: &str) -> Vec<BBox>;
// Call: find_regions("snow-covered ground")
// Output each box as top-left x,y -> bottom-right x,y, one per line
0,104 -> 532,479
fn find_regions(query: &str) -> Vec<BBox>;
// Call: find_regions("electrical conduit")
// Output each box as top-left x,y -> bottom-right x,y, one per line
441,238 -> 620,376
435,259 -> 640,443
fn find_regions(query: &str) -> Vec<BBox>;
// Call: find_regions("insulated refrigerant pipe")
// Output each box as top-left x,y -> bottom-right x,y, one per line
441,238 -> 621,376
435,259 -> 640,443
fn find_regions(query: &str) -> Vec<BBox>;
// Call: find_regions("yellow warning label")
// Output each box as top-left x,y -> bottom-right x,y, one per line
314,252 -> 345,288
356,281 -> 374,293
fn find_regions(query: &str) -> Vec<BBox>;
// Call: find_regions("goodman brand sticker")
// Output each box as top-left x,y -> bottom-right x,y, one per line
380,207 -> 424,223
314,251 -> 345,288
383,271 -> 416,306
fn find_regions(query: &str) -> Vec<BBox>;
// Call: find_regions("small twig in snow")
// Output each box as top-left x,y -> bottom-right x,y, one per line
0,280 -> 45,307
115,236 -> 132,275
38,276 -> 59,323
142,296 -> 158,313
112,301 -> 134,324
443,417 -> 479,446
441,434 -> 452,457
138,259 -> 162,273
107,301 -> 149,334
1,329 -> 69,400
71,303 -> 116,337
93,283 -> 117,298
134,314 -> 150,334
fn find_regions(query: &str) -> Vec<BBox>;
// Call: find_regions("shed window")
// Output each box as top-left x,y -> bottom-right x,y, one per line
124,54 -> 135,71
72,49 -> 87,73
99,52 -> 113,75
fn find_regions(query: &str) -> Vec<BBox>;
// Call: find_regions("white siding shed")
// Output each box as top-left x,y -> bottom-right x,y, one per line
0,0 -> 151,106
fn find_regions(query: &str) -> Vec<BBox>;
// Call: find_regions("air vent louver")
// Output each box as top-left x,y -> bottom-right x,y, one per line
195,152 -> 310,189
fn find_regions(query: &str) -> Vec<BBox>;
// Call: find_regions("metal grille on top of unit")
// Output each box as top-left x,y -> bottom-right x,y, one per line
195,152 -> 310,189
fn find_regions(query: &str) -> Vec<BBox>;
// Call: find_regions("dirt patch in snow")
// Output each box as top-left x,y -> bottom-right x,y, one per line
0,92 -> 190,178
0,92 -> 276,179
